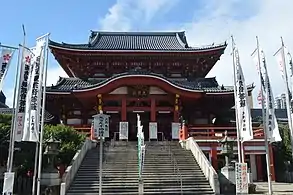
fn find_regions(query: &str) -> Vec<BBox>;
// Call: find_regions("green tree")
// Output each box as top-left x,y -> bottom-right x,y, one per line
0,114 -> 12,165
0,114 -> 86,174
43,124 -> 86,166
273,124 -> 292,178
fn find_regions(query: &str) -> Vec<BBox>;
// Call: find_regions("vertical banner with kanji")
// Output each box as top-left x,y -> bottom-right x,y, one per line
22,39 -> 46,142
235,163 -> 248,194
14,48 -> 34,142
0,48 -> 15,91
92,113 -> 110,139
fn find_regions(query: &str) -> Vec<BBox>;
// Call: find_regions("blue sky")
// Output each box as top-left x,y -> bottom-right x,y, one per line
1,0 -> 293,107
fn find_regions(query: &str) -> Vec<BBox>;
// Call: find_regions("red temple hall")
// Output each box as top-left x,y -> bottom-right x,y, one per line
46,31 -> 274,182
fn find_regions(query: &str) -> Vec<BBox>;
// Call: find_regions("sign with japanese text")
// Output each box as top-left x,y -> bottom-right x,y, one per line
93,113 -> 109,139
235,163 -> 248,194
149,122 -> 157,140
172,122 -> 180,139
119,121 -> 128,140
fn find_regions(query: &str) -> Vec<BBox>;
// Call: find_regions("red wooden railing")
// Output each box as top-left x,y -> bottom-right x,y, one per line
187,125 -> 264,140
69,124 -> 265,140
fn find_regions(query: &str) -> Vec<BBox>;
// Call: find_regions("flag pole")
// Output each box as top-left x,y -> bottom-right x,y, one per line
36,33 -> 50,195
279,37 -> 293,160
6,24 -> 26,173
255,36 -> 273,194
231,36 -> 242,163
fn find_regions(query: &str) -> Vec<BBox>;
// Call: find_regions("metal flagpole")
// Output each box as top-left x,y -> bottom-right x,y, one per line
32,139 -> 39,195
36,33 -> 50,195
279,37 -> 293,160
255,36 -> 272,195
99,115 -> 103,195
6,25 -> 26,173
231,36 -> 242,163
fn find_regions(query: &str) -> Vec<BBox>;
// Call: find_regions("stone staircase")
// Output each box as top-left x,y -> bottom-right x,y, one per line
142,141 -> 215,194
65,141 -> 215,195
66,142 -> 139,195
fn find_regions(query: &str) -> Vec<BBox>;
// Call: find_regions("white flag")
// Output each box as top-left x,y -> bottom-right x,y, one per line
22,39 -> 46,142
261,51 -> 282,142
14,47 -> 34,142
234,48 -> 253,142
0,48 -> 15,91
275,47 -> 286,78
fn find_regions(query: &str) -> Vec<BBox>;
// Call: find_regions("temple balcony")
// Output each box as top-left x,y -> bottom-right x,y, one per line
187,125 -> 264,140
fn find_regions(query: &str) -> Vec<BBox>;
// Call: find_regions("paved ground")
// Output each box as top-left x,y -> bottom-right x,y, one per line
253,182 -> 293,194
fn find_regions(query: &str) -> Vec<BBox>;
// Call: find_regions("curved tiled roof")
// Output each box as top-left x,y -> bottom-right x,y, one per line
46,69 -> 254,94
49,31 -> 227,51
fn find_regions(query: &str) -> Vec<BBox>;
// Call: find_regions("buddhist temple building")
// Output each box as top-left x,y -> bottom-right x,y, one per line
46,31 -> 274,182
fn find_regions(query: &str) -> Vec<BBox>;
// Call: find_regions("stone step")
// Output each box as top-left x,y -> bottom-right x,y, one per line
71,180 -> 209,186
72,177 -> 208,183
68,187 -> 213,194
67,191 -> 214,195
76,172 -> 203,177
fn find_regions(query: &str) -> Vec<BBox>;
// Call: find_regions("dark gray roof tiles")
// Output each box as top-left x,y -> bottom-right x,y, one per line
46,70 -> 254,93
49,31 -> 227,51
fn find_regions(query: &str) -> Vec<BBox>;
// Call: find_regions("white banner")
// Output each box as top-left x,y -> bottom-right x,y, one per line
171,122 -> 180,139
2,172 -> 15,194
104,115 -> 109,138
22,40 -> 45,142
0,48 -> 15,91
235,163 -> 248,193
252,48 -> 282,142
275,47 -> 286,78
261,51 -> 282,142
119,121 -> 128,140
234,48 -> 253,142
149,122 -> 157,140
15,48 -> 34,142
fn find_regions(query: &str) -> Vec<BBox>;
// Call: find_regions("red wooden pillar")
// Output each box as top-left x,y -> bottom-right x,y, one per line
151,98 -> 156,122
256,155 -> 263,181
269,144 -> 276,181
211,144 -> 218,170
121,97 -> 127,121
174,94 -> 180,122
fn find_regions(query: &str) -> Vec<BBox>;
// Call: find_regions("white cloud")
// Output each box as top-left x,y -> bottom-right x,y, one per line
99,0 -> 179,31
182,0 -> 293,107
46,65 -> 68,86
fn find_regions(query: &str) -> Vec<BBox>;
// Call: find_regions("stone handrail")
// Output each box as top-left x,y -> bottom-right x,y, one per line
60,139 -> 95,195
185,137 -> 220,194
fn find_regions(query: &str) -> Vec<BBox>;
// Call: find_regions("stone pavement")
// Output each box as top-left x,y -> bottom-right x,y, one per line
253,182 -> 293,194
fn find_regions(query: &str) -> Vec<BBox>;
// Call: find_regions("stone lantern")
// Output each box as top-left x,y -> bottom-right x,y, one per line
219,130 -> 236,187
220,131 -> 235,167
44,138 -> 61,172
41,137 -> 61,194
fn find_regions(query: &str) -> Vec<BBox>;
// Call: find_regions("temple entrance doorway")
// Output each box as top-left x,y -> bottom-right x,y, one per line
127,112 -> 150,141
